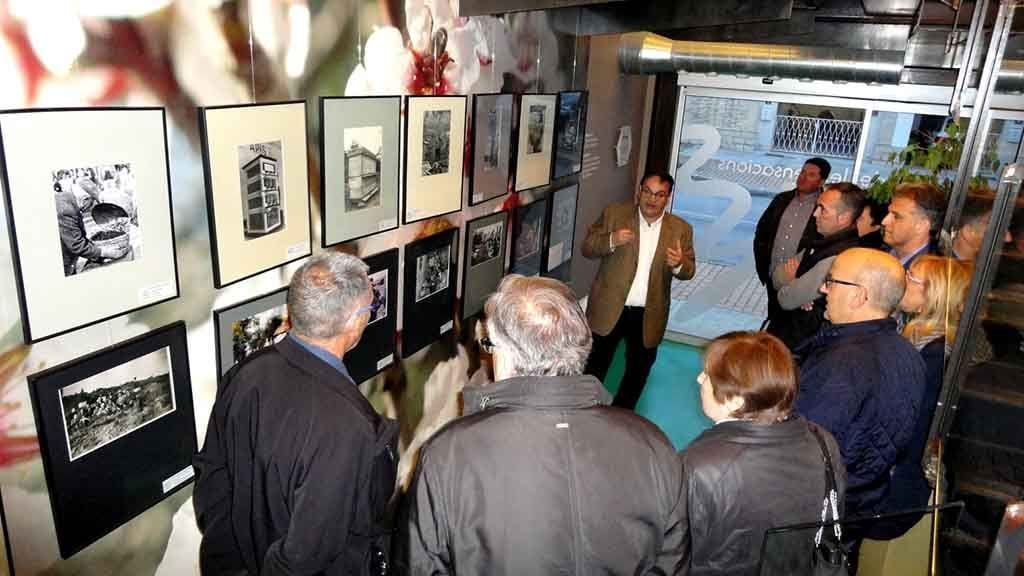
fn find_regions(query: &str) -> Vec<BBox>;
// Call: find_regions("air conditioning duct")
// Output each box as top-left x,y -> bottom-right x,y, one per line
618,31 -> 905,85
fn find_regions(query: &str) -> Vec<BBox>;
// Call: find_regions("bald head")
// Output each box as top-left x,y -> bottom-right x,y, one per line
822,248 -> 906,323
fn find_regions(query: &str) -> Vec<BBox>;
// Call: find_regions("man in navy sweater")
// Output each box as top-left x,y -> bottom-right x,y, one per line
794,248 -> 927,536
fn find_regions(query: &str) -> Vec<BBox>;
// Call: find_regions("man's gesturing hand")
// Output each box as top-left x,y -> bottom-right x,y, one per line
611,228 -> 635,247
666,239 -> 684,268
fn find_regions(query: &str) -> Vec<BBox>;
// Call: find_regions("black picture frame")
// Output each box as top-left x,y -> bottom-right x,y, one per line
346,248 -> 399,383
402,228 -> 459,357
199,100 -> 313,288
212,286 -> 289,381
542,183 -> 579,282
0,106 -> 181,344
402,96 -> 467,224
552,91 -> 588,180
320,96 -> 402,247
510,196 -> 548,277
28,322 -> 196,559
468,93 -> 514,206
462,211 -> 509,320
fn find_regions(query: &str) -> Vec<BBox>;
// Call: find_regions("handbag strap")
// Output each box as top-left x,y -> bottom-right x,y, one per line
808,422 -> 842,544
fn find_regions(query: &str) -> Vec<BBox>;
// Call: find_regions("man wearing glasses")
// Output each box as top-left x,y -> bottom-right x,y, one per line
195,253 -> 399,576
582,171 -> 696,410
793,247 -> 926,562
401,275 -> 685,574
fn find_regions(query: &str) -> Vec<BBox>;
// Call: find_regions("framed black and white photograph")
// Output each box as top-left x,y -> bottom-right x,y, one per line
513,94 -> 556,192
237,141 -> 285,239
527,105 -> 546,154
403,228 -> 458,357
28,322 -> 195,558
0,107 -> 179,343
462,211 -> 508,319
552,91 -> 588,180
343,127 -> 383,211
61,347 -> 175,462
200,101 -> 312,288
403,96 -> 466,223
422,110 -> 451,176
510,196 -> 548,277
368,269 -> 388,325
321,96 -> 400,246
469,94 -> 513,206
470,220 -> 504,268
345,248 -> 398,384
51,164 -> 141,276
213,287 -> 289,379
415,245 -> 451,302
543,183 -> 579,281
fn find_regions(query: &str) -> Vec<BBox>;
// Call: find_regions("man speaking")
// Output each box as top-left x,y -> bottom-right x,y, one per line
582,171 -> 696,409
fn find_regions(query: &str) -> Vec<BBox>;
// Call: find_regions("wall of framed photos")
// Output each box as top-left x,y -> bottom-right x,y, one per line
0,6 -> 651,574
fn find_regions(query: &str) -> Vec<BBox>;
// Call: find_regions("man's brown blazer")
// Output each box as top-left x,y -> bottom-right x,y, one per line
582,201 -> 696,349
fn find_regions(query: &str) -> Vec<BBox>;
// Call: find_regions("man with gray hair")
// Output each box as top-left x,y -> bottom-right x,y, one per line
194,253 -> 399,576
400,275 -> 685,575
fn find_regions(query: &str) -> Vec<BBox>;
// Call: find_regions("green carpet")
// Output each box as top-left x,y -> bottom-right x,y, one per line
602,339 -> 712,451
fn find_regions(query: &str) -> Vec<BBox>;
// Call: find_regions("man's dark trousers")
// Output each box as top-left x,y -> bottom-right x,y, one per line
585,306 -> 658,410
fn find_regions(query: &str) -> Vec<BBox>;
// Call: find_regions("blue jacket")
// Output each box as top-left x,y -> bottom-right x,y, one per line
794,318 -> 927,519
863,337 -> 945,540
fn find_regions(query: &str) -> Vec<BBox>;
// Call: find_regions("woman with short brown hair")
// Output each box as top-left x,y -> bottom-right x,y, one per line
680,331 -> 847,574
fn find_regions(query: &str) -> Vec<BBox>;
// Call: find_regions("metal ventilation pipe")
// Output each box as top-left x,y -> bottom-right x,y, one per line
619,32 -> 905,85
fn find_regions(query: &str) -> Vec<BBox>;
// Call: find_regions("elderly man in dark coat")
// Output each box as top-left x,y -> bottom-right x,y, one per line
194,253 -> 399,575
400,275 -> 685,575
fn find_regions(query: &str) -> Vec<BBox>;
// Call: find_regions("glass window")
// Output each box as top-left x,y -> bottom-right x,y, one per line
858,112 -> 963,189
976,117 -> 1024,186
669,96 -> 863,340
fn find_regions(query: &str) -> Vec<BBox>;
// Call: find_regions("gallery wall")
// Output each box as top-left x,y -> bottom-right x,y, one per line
568,34 -> 652,297
0,4 -> 649,574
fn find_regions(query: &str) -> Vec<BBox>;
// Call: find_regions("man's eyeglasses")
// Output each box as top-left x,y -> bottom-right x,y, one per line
640,186 -> 671,199
478,336 -> 497,354
823,274 -> 862,290
348,303 -> 374,323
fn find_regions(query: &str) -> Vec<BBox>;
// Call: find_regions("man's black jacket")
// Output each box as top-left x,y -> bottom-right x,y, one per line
194,336 -> 399,575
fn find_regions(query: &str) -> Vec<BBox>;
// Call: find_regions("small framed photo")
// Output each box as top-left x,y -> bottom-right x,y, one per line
199,101 -> 312,288
510,196 -> 548,277
403,96 -> 467,224
320,96 -> 401,246
513,94 -> 557,192
212,287 -> 289,380
0,107 -> 180,343
543,183 -> 579,281
28,322 -> 196,558
469,94 -> 514,206
345,248 -> 399,383
403,228 -> 458,357
552,91 -> 588,180
462,211 -> 508,319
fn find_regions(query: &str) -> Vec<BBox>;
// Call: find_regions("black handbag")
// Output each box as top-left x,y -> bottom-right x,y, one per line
808,423 -> 851,576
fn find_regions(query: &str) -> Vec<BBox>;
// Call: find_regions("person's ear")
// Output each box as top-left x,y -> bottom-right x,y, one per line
725,395 -> 745,417
916,214 -> 931,236
855,284 -> 871,309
